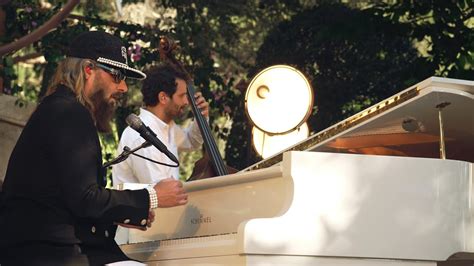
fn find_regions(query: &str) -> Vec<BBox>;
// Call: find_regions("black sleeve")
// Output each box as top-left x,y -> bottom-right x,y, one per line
48,100 -> 149,226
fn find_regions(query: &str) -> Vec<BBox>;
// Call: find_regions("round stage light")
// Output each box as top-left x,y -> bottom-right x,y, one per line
245,65 -> 313,135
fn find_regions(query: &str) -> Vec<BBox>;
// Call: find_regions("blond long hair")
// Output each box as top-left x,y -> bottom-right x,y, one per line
46,57 -> 96,113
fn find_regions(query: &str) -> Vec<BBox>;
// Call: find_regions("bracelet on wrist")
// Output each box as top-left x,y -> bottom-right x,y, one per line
145,186 -> 158,209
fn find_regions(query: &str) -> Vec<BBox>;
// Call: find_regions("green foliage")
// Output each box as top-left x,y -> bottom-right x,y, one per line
229,1 -> 472,168
2,0 -> 472,174
1,1 -> 167,184
371,0 -> 473,79
229,3 -> 429,167
4,0 -> 287,177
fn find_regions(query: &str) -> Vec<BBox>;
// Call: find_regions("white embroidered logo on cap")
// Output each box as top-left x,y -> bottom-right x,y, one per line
121,47 -> 128,64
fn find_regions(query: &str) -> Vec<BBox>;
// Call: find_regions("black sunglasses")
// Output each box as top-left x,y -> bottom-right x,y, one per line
96,63 -> 126,83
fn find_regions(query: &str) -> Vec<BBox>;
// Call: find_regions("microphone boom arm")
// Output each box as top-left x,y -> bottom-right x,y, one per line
103,141 -> 151,168
103,141 -> 180,169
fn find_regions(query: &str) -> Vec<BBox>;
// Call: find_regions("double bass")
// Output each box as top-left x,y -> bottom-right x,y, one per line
158,36 -> 237,180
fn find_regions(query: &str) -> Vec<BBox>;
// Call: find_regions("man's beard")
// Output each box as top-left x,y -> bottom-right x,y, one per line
166,101 -> 187,120
89,88 -> 118,133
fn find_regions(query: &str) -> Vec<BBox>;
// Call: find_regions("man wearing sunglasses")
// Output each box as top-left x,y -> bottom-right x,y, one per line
0,31 -> 187,265
97,63 -> 127,83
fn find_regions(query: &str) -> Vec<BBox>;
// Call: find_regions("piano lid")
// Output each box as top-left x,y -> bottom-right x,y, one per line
245,76 -> 474,171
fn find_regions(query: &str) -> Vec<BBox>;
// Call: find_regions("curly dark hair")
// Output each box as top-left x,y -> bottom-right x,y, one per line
141,63 -> 189,107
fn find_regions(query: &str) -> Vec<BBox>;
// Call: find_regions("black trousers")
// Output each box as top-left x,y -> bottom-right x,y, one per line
0,241 -> 130,266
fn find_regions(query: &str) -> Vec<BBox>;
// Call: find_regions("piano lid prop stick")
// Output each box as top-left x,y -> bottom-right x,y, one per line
436,101 -> 450,160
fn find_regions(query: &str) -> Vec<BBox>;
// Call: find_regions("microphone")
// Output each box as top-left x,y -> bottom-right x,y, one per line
125,114 -> 179,164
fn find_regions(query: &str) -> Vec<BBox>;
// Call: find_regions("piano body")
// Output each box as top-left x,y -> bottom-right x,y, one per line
117,77 -> 474,265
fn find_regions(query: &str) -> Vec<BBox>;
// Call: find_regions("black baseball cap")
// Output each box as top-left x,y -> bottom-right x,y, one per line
67,31 -> 146,80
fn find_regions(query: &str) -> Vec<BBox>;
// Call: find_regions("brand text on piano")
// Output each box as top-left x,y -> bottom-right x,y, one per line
190,215 -> 212,225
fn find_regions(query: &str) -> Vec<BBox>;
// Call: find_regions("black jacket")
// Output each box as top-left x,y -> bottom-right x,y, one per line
0,86 -> 148,254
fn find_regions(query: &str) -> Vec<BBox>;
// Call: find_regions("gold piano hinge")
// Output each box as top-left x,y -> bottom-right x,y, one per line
246,86 -> 421,171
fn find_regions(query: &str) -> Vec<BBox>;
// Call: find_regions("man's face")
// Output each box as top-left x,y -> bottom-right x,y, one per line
164,79 -> 189,119
88,67 -> 128,133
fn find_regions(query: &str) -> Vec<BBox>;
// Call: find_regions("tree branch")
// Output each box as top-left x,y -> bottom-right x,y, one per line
12,52 -> 43,63
0,0 -> 80,57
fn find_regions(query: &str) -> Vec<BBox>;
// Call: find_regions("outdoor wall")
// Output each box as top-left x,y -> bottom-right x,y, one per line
0,94 -> 36,185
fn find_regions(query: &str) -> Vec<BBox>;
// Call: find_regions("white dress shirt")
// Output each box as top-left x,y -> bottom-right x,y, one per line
112,108 -> 204,184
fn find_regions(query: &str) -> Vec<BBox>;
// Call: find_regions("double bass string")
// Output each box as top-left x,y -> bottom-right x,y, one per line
159,36 -> 229,178
186,82 -> 228,176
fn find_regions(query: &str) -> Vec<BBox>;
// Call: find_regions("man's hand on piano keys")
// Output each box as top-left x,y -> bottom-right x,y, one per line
153,178 -> 188,207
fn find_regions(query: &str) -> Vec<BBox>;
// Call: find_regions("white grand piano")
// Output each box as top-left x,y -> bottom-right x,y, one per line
116,77 -> 474,265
